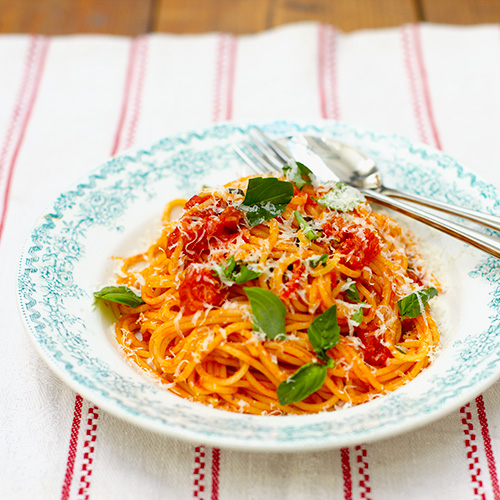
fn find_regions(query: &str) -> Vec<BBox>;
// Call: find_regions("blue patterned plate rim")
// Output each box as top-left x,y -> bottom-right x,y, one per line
17,120 -> 500,451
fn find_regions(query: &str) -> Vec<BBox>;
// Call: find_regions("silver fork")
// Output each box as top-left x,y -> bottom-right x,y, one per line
234,128 -> 500,260
234,129 -> 290,176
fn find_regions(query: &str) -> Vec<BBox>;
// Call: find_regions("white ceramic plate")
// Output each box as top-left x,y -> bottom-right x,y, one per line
17,121 -> 500,451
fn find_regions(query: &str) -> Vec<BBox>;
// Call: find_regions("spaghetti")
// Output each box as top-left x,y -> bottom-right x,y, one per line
104,174 -> 440,415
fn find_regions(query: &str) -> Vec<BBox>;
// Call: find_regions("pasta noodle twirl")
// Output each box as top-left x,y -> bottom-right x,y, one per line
105,175 -> 440,415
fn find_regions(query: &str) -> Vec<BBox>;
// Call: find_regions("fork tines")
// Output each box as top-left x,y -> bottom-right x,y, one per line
233,128 -> 291,176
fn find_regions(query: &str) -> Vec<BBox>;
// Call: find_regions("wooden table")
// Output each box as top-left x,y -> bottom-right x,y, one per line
2,0 -> 500,35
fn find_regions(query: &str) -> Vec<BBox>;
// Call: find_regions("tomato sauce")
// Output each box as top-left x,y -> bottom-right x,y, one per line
178,267 -> 228,314
407,268 -> 425,287
165,196 -> 245,262
356,328 -> 392,367
168,194 -> 249,314
323,221 -> 380,270
280,262 -> 305,301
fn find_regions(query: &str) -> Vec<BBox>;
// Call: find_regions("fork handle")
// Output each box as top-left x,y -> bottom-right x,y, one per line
362,189 -> 500,259
381,187 -> 500,233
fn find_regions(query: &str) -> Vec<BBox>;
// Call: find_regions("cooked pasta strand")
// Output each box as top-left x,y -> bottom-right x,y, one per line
107,176 -> 441,415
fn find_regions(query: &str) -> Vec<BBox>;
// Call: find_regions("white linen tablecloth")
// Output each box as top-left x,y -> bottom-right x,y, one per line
2,22 -> 500,499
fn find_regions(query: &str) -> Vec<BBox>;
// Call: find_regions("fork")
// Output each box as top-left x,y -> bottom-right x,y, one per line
234,128 -> 500,260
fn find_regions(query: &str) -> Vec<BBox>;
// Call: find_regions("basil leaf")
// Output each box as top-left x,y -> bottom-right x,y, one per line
316,182 -> 365,212
283,161 -> 314,190
351,308 -> 363,326
277,362 -> 327,406
315,350 -> 333,365
307,305 -> 340,359
304,254 -> 328,268
345,280 -> 361,302
243,204 -> 289,227
244,287 -> 287,340
94,286 -> 144,308
398,287 -> 438,319
227,187 -> 244,196
220,255 -> 236,276
277,306 -> 339,405
233,265 -> 262,284
294,211 -> 320,240
240,177 -> 294,227
242,177 -> 294,205
217,256 -> 262,285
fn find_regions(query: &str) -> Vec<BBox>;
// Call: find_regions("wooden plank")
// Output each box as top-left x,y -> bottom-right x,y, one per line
154,0 -> 271,34
7,0 -> 500,37
273,0 -> 419,32
0,0 -> 153,35
421,0 -> 500,24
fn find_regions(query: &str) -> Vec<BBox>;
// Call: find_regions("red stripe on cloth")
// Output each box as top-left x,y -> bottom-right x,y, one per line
411,24 -> 442,150
317,23 -> 340,121
355,445 -> 372,500
123,36 -> 149,150
191,31 -> 240,500
0,36 -> 49,243
476,395 -> 500,499
405,24 -> 498,496
193,31 -> 240,500
319,25 -> 367,499
225,36 -> 237,122
212,34 -> 238,123
401,25 -> 431,146
62,37 -> 148,499
317,23 -> 326,119
111,38 -> 140,156
193,445 -> 207,499
461,404 -> 487,499
210,448 -> 221,500
340,447 -> 353,500
61,395 -> 84,500
0,38 -> 37,176
77,406 -> 100,500
212,34 -> 225,123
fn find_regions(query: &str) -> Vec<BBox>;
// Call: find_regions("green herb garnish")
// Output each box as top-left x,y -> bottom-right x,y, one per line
315,182 -> 365,212
344,280 -> 366,324
277,305 -> 340,405
277,361 -> 332,406
283,161 -> 314,190
244,287 -> 287,340
304,254 -> 328,269
93,286 -> 144,308
294,210 -> 320,241
398,287 -> 438,319
345,279 -> 361,302
215,256 -> 262,284
239,177 -> 294,227
307,305 -> 340,363
351,307 -> 363,326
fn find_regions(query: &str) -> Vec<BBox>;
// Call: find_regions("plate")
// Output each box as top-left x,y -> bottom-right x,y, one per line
17,120 -> 500,451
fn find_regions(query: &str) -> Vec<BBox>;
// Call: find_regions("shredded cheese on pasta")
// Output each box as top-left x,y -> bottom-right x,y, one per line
110,175 -> 441,415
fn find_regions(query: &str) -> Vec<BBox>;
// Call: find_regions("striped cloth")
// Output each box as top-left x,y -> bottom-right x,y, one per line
2,22 -> 500,500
